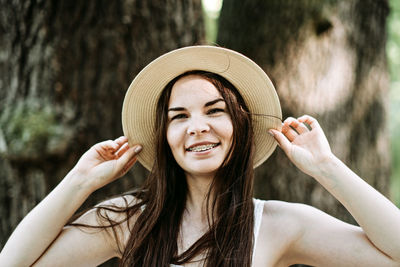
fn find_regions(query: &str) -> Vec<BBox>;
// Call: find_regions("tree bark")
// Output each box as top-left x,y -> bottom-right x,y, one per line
0,0 -> 205,258
218,0 -> 390,224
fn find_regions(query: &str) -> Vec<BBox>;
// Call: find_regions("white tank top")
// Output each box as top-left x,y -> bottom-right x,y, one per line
171,198 -> 265,266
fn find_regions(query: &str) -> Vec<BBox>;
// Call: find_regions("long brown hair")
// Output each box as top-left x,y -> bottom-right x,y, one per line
73,71 -> 256,266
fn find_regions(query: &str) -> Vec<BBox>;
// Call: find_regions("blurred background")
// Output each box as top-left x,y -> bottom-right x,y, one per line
204,0 -> 400,208
387,0 -> 400,208
0,0 -> 399,265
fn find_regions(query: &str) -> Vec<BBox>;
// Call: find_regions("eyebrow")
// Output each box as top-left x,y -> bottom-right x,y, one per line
168,98 -> 225,112
205,98 -> 224,107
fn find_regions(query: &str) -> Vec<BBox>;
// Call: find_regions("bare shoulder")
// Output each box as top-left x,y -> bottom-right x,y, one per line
261,199 -> 333,227
259,200 -> 309,239
253,200 -> 304,266
95,194 -> 140,215
72,194 -> 142,256
255,200 -> 330,266
74,194 -> 140,225
261,200 -> 308,228
259,200 -> 348,243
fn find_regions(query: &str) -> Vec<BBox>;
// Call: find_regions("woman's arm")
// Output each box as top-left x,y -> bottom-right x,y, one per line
269,115 -> 400,264
262,200 -> 399,267
0,136 -> 141,266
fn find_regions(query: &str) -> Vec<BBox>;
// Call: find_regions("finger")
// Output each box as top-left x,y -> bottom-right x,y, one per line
282,122 -> 298,142
282,126 -> 297,142
115,145 -> 141,177
283,117 -> 297,125
114,136 -> 128,146
293,122 -> 309,134
269,129 -> 292,155
115,142 -> 130,158
95,140 -> 119,154
298,115 -> 320,130
283,117 -> 301,131
120,156 -> 138,176
283,118 -> 308,134
116,145 -> 142,171
116,142 -> 142,158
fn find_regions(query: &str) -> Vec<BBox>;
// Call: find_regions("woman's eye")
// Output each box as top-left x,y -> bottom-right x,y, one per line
207,108 -> 225,115
171,114 -> 187,120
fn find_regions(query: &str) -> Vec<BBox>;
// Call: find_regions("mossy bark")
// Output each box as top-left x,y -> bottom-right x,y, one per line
0,1 -> 205,262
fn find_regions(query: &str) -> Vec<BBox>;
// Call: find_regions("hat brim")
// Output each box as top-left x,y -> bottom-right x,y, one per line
122,46 -> 282,170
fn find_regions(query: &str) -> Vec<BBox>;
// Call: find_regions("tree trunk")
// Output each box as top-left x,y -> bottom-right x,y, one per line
0,0 -> 205,258
218,0 -> 390,224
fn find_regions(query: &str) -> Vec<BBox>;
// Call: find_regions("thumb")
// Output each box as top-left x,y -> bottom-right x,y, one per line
115,145 -> 142,176
269,129 -> 292,155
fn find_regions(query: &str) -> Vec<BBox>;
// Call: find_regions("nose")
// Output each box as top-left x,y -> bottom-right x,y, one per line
187,117 -> 210,136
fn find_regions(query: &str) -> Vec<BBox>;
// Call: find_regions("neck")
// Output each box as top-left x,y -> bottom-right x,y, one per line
185,173 -> 215,222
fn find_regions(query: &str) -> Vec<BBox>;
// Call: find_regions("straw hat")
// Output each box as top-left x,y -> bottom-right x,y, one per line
122,46 -> 282,170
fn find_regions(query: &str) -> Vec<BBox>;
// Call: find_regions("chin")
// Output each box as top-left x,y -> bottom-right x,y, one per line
182,161 -> 223,177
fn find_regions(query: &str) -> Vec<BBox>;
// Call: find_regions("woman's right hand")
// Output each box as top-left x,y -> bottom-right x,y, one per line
70,136 -> 142,191
0,136 -> 141,266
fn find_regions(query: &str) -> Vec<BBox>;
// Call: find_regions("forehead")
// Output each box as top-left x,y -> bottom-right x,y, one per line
168,75 -> 223,105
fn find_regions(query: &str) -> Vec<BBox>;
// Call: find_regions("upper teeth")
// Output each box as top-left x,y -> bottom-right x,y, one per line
188,144 -> 218,152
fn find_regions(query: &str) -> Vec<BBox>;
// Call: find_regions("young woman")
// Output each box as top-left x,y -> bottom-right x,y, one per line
1,46 -> 400,267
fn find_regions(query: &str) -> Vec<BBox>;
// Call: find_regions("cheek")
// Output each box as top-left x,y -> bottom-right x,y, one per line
220,117 -> 233,141
166,124 -> 183,152
166,127 -> 174,150
214,117 -> 233,149
227,123 -> 234,145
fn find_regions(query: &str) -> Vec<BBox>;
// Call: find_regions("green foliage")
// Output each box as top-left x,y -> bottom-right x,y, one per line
388,0 -> 400,206
202,2 -> 220,43
388,1 -> 400,81
0,99 -> 65,160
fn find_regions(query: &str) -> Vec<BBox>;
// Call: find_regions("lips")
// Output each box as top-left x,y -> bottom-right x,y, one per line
186,143 -> 220,152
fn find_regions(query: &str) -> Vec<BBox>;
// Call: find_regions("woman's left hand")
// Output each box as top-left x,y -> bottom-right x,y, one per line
269,115 -> 335,177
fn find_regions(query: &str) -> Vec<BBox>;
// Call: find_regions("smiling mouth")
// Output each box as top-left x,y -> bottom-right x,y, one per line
186,143 -> 220,152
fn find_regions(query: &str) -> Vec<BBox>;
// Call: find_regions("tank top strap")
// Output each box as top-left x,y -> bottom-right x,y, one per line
252,198 -> 265,264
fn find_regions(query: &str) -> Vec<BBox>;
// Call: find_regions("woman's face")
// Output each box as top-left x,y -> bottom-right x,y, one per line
166,75 -> 233,178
